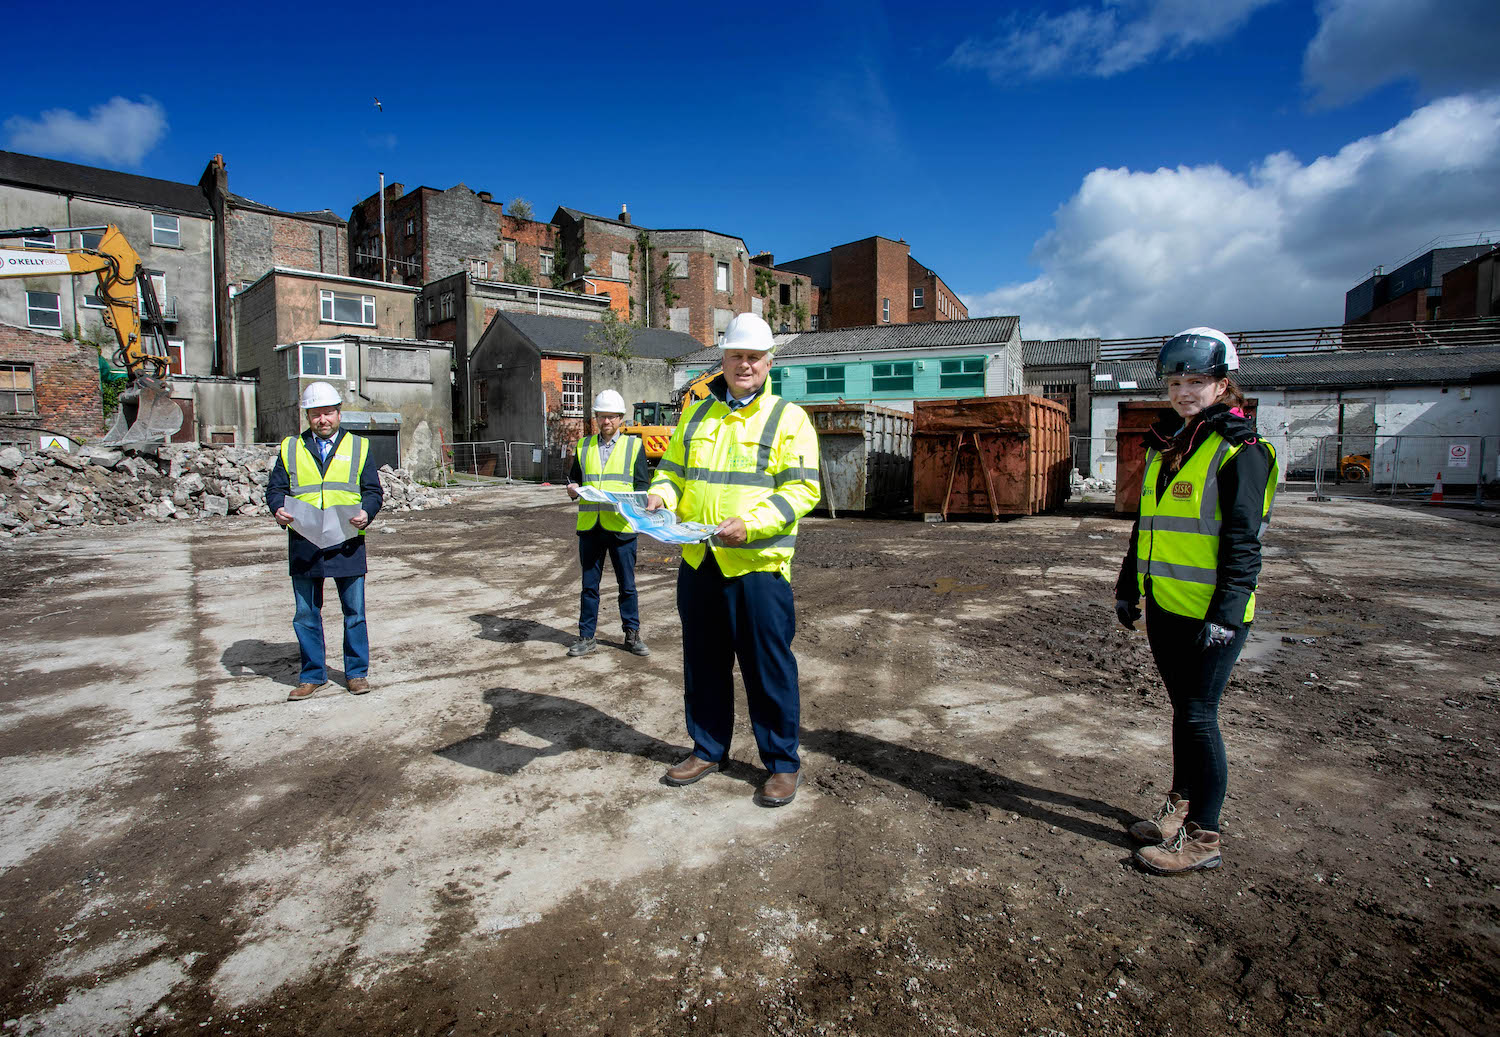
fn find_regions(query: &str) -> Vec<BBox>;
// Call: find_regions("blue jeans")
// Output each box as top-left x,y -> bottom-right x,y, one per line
578,530 -> 639,639
677,552 -> 800,772
292,575 -> 369,684
1144,600 -> 1250,832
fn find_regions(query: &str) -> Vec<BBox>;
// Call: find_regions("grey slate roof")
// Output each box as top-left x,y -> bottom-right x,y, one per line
500,312 -> 704,360
0,150 -> 211,216
228,192 -> 345,226
675,316 -> 1022,367
1092,344 -> 1500,394
1023,338 -> 1100,367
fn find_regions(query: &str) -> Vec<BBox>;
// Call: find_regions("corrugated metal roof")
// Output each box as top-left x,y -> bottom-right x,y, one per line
675,316 -> 1021,368
499,312 -> 704,360
1092,343 -> 1500,394
1023,338 -> 1100,367
0,150 -> 212,216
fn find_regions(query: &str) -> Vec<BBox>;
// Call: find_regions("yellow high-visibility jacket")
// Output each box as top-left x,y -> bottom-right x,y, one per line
650,388 -> 820,579
1136,432 -> 1278,622
280,432 -> 369,536
576,433 -> 642,534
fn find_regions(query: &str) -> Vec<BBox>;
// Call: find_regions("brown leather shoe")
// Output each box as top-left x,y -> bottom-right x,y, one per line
1135,822 -> 1222,874
1129,792 -> 1189,844
287,681 -> 325,702
347,677 -> 371,695
757,770 -> 801,807
664,755 -> 720,786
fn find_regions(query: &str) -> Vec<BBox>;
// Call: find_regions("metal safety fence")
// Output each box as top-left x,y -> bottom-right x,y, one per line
444,439 -> 551,484
1308,434 -> 1498,505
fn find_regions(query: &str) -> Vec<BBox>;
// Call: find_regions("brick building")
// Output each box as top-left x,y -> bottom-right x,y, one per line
1438,246 -> 1500,319
551,206 -> 820,346
1345,243 -> 1495,325
777,236 -> 967,331
0,321 -> 105,446
348,183 -> 559,289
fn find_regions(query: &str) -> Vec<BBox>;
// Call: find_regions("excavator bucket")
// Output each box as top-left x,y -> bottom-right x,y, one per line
101,378 -> 183,447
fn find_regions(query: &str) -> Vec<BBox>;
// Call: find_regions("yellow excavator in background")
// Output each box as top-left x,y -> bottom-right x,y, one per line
624,366 -> 719,463
0,223 -> 182,445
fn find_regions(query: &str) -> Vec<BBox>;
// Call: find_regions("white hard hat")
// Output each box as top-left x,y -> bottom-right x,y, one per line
301,381 -> 342,409
722,313 -> 775,355
592,389 -> 626,414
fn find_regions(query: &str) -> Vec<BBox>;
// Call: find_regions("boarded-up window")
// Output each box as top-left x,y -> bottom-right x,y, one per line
583,252 -> 596,273
368,346 -> 430,383
611,251 -> 629,279
751,297 -> 763,317
0,364 -> 36,415
668,252 -> 688,277
669,307 -> 691,333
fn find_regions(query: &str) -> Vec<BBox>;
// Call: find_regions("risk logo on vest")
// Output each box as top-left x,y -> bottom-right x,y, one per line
1171,481 -> 1194,500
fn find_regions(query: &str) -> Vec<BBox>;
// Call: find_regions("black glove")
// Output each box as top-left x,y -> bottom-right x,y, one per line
1115,599 -> 1142,630
1199,621 -> 1236,648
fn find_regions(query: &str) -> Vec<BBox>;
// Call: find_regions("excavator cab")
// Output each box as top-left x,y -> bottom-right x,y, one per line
633,401 -> 679,427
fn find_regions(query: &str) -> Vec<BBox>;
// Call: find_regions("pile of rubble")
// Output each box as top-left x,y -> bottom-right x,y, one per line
0,444 -> 460,539
1070,468 -> 1115,495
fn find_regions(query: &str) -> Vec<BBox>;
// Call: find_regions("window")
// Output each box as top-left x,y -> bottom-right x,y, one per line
882,297 -> 890,322
299,342 -> 345,378
668,252 -> 688,277
0,364 -> 36,415
80,230 -> 103,251
138,271 -> 167,317
477,379 -> 488,426
611,251 -> 629,279
405,218 -> 415,236
716,262 -> 731,293
166,339 -> 185,376
561,372 -> 584,415
1043,382 -> 1077,421
23,231 -> 55,250
151,213 -> 181,247
84,289 -> 107,309
285,349 -> 297,379
539,250 -> 554,277
913,287 -> 924,308
440,291 -> 455,320
769,367 -> 785,394
806,365 -> 845,394
503,240 -> 517,262
939,357 -> 985,390
425,296 -> 437,323
872,361 -> 914,393
320,289 -> 376,326
811,313 -> 819,331
468,259 -> 489,279
26,291 -> 61,329
779,283 -> 791,305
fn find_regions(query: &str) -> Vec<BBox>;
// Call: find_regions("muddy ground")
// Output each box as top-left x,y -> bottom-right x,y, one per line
0,485 -> 1496,1036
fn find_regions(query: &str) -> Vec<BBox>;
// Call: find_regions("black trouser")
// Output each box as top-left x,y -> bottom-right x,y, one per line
1144,599 -> 1249,832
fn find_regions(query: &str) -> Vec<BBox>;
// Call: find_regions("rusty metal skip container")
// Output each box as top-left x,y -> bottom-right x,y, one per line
804,403 -> 913,515
912,395 -> 1070,518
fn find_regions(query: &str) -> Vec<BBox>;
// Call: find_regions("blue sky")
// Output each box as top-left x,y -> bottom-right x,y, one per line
5,0 -> 1497,337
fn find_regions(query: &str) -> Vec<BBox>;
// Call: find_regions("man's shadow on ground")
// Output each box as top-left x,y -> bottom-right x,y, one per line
435,687 -> 689,777
469,614 -> 575,647
221,639 -> 326,688
802,727 -> 1137,850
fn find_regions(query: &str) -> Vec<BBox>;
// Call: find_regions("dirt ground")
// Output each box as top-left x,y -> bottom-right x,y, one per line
0,484 -> 1496,1036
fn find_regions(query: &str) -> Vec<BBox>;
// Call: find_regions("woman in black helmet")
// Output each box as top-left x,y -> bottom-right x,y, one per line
1115,328 -> 1279,874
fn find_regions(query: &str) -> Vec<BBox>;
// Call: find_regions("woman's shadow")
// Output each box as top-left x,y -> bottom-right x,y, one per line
802,727 -> 1138,849
435,687 -> 682,775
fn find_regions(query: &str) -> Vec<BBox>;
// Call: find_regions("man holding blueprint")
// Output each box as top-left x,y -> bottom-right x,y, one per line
266,381 -> 384,701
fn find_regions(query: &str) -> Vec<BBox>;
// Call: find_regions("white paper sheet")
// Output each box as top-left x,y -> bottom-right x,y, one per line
573,486 -> 717,545
281,498 -> 361,550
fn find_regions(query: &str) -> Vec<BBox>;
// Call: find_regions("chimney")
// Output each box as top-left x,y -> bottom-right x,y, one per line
478,191 -> 493,203
751,251 -> 774,267
619,203 -> 631,225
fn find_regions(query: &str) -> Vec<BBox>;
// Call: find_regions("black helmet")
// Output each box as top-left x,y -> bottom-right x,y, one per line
1156,327 -> 1238,379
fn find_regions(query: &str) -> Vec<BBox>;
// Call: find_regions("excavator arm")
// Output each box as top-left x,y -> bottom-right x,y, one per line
0,224 -> 181,445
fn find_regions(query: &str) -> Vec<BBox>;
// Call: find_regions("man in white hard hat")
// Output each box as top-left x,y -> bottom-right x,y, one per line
266,380 -> 384,701
646,313 -> 821,806
565,388 -> 651,657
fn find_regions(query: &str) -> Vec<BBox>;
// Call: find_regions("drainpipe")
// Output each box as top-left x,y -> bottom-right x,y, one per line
378,172 -> 388,283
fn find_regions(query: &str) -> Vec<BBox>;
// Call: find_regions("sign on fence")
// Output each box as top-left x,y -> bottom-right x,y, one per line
1448,443 -> 1470,468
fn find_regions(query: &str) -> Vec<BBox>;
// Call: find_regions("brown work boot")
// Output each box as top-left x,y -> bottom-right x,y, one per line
1135,822 -> 1222,874
1129,792 -> 1189,844
346,677 -> 371,695
757,770 -> 802,807
287,681 -> 325,702
664,755 -> 720,786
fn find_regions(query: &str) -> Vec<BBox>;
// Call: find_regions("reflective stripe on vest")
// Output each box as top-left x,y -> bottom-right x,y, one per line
281,433 -> 368,537
577,434 -> 640,533
1135,433 -> 1277,623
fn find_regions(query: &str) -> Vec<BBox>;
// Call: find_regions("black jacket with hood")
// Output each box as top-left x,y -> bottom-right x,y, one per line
1115,403 -> 1274,628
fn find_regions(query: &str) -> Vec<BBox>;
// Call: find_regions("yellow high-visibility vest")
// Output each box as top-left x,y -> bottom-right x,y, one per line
576,433 -> 642,534
280,432 -> 369,536
649,389 -> 820,579
1135,431 -> 1278,622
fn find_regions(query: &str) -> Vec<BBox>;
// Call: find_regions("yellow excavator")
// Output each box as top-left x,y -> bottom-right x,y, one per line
624,367 -> 718,463
0,223 -> 182,445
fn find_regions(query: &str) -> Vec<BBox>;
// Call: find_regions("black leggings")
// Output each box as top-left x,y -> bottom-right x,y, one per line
1143,600 -> 1249,832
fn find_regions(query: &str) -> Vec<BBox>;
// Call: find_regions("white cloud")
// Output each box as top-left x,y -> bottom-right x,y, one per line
950,0 -> 1276,81
967,93 -> 1500,338
1304,0 -> 1500,107
4,96 -> 167,166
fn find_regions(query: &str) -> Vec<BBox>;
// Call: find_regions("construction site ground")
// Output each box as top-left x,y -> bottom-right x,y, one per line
2,486 -> 1497,1036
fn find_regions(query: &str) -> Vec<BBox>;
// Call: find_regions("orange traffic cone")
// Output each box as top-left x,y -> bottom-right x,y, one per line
1431,472 -> 1444,502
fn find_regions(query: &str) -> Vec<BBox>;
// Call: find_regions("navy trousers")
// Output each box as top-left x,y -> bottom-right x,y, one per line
677,551 -> 800,773
1144,600 -> 1250,832
577,528 -> 639,639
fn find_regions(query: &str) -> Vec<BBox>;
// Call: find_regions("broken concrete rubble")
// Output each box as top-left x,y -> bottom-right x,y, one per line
0,445 -> 460,538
